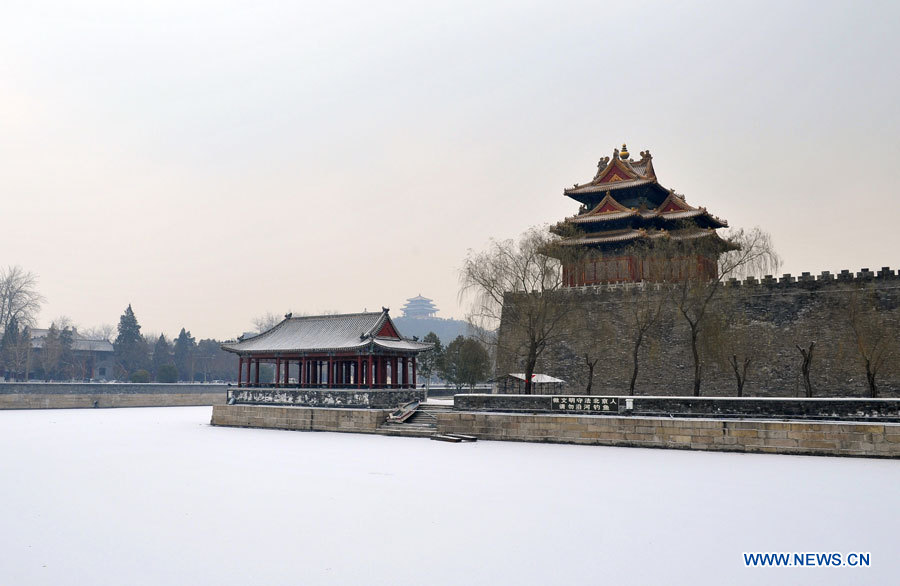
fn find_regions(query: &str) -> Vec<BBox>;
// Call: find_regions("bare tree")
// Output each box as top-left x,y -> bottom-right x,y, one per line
82,324 -> 115,341
796,342 -> 816,397
622,283 -> 666,396
567,301 -> 615,395
0,266 -> 44,337
842,285 -> 898,398
461,227 -> 574,395
667,227 -> 780,396
703,291 -> 774,397
252,312 -> 284,334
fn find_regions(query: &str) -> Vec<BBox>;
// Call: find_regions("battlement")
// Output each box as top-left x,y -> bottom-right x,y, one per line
560,267 -> 898,294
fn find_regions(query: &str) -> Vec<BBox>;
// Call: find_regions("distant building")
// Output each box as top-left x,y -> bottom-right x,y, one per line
400,295 -> 438,319
222,308 -> 432,389
491,373 -> 565,395
28,329 -> 115,380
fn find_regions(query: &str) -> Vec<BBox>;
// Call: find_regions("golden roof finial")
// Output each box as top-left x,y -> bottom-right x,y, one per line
620,143 -> 629,159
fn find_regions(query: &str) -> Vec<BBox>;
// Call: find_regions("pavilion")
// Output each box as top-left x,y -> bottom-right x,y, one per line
222,308 -> 433,389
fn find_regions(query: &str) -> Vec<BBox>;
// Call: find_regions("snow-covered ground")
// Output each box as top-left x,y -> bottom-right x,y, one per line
0,407 -> 896,586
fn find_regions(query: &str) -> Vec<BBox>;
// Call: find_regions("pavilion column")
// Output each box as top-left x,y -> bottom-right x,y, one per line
367,355 -> 373,388
284,359 -> 290,386
401,357 -> 408,388
327,356 -> 333,388
412,358 -> 417,388
245,358 -> 251,386
300,358 -> 305,387
357,356 -> 362,389
237,357 -> 243,387
275,358 -> 281,388
253,359 -> 260,386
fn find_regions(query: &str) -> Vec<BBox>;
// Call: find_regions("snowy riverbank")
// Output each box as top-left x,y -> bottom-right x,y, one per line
1,407 -> 896,585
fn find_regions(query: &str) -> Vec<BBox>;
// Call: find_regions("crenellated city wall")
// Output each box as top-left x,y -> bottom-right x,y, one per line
496,267 -> 900,397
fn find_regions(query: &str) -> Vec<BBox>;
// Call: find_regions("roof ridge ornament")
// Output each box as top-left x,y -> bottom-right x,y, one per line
620,143 -> 629,159
593,156 -> 610,180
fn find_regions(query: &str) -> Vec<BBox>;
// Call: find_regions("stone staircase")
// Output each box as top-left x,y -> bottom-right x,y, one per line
376,403 -> 453,438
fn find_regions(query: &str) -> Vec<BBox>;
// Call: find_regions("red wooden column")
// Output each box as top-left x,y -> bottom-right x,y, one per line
284,359 -> 290,386
327,356 -> 333,388
253,359 -> 260,386
356,355 -> 362,388
237,357 -> 243,387
275,358 -> 281,388
401,357 -> 408,388
367,355 -> 373,388
245,357 -> 251,386
412,357 -> 417,388
300,358 -> 305,387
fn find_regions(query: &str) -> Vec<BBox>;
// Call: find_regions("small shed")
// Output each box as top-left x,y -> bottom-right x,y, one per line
491,373 -> 565,395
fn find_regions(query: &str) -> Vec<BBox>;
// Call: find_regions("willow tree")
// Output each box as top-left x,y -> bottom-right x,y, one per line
664,227 -> 780,396
842,284 -> 898,398
461,227 -> 574,395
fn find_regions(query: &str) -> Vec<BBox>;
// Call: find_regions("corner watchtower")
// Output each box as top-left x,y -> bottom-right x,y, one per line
551,145 -> 733,286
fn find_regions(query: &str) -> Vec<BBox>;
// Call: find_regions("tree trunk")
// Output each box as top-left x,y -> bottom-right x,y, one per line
629,332 -> 643,396
691,327 -> 701,397
729,355 -> 744,397
523,343 -> 538,395
584,354 -> 595,395
796,342 -> 815,398
866,359 -> 877,398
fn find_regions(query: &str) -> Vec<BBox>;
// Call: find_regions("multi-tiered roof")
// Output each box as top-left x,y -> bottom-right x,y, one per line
400,295 -> 438,319
552,145 -> 729,250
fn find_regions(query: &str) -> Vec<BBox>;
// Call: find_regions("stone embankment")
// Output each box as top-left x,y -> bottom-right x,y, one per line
210,392 -> 900,458
0,383 -> 226,409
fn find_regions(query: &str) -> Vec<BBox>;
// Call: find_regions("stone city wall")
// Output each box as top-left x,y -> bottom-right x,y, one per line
227,388 -> 425,409
497,268 -> 900,398
0,382 -> 226,409
453,394 -> 900,421
435,411 -> 900,458
211,404 -> 388,433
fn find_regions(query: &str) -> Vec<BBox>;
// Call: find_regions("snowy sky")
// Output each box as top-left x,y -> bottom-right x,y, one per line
2,0 -> 899,340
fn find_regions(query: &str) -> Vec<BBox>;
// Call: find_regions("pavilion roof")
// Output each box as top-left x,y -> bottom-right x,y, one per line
222,310 -> 433,355
557,227 -> 729,247
563,190 -> 727,228
564,147 -> 658,196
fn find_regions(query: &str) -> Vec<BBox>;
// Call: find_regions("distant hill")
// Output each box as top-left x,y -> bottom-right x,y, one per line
393,316 -> 474,346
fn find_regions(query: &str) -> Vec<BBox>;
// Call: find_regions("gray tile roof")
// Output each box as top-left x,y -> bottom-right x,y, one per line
222,310 -> 433,355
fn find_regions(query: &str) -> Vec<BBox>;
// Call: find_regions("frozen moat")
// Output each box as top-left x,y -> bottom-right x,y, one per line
0,406 -> 897,585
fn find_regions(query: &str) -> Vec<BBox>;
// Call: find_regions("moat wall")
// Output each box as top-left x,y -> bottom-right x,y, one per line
0,383 -> 226,409
496,268 -> 900,398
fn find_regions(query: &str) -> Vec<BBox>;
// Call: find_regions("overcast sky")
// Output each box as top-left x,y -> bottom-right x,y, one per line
2,0 -> 899,340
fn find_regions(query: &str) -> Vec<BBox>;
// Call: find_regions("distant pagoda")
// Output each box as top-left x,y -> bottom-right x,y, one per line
401,295 -> 438,319
551,144 -> 732,286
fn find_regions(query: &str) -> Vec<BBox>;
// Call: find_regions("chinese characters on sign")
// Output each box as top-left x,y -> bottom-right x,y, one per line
552,396 -> 618,412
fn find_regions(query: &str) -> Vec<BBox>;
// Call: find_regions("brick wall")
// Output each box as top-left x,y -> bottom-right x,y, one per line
497,269 -> 900,397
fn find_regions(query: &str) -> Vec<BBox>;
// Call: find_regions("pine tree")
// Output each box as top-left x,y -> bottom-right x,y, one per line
58,326 -> 75,380
114,305 -> 149,378
152,334 -> 173,380
0,317 -> 18,378
41,323 -> 61,380
417,332 -> 444,391
173,328 -> 196,382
